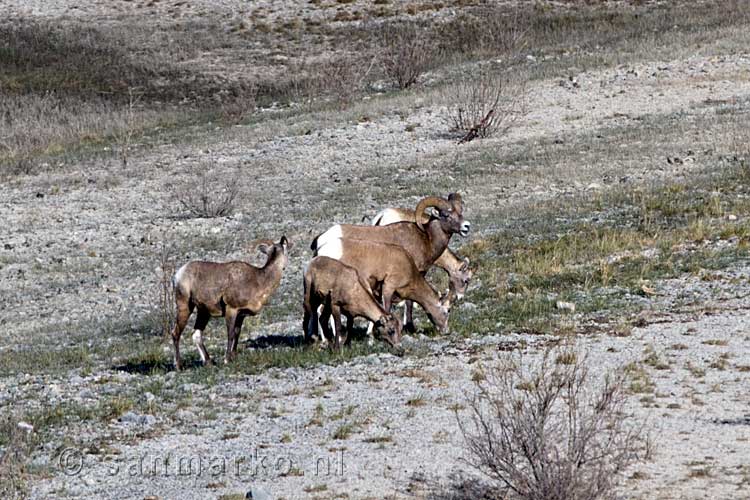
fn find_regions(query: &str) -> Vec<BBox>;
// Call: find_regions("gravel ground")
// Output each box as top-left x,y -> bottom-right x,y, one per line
2,2 -> 750,499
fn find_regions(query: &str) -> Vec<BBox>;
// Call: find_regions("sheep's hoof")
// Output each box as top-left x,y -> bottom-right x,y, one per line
403,323 -> 416,334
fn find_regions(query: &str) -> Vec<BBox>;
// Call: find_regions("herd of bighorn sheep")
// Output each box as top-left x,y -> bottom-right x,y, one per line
170,194 -> 472,369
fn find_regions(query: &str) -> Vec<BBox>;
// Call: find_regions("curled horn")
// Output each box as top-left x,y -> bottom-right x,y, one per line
448,192 -> 464,212
415,196 -> 451,232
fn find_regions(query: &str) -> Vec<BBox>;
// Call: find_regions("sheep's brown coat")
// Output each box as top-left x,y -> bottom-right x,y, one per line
171,236 -> 288,370
303,256 -> 401,349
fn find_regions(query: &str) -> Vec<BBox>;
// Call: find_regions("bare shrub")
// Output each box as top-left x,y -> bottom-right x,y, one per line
154,240 -> 176,340
0,417 -> 33,500
434,7 -> 528,61
287,55 -> 374,110
459,346 -> 647,500
113,88 -> 143,167
380,23 -> 436,89
172,162 -> 239,218
443,70 -> 525,142
219,92 -> 258,125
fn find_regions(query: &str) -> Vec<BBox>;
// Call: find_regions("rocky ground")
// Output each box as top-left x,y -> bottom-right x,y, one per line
2,1 -> 750,499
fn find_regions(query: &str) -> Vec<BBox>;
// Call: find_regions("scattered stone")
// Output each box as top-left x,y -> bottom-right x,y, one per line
555,301 -> 576,313
246,486 -> 273,500
174,409 -> 197,422
119,411 -> 156,426
17,421 -> 34,433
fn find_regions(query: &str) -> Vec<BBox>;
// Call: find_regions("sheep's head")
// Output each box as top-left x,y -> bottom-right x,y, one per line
257,236 -> 289,268
432,292 -> 452,334
415,193 -> 470,237
449,256 -> 473,301
374,314 -> 402,348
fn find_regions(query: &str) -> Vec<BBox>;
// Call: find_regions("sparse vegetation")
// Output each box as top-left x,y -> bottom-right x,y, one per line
380,23 -> 435,89
3,1 -> 750,498
443,70 -> 525,141
171,160 -> 239,218
460,347 -> 647,500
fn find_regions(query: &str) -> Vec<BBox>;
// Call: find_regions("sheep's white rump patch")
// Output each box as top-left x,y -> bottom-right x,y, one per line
315,224 -> 343,250
173,263 -> 188,286
316,237 -> 343,261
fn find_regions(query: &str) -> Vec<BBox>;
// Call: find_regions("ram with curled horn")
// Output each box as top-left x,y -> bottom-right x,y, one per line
370,193 -> 473,332
310,193 -> 470,333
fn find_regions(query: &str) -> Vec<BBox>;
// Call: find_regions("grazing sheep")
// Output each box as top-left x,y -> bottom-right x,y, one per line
303,256 -> 402,349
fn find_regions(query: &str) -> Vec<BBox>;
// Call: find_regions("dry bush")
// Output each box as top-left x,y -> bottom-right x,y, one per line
154,240 -> 176,340
443,70 -> 525,141
459,346 -> 648,500
113,88 -> 143,167
434,6 -> 528,60
380,23 -> 436,89
171,162 -> 239,218
287,54 -> 374,110
0,417 -> 33,500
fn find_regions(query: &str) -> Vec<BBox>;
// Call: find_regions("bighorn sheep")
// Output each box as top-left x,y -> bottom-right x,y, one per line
311,193 -> 470,274
315,238 -> 452,337
303,256 -> 402,349
171,236 -> 289,370
371,206 -> 473,331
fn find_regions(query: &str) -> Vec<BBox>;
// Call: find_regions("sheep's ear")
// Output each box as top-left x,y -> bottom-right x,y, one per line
257,243 -> 270,255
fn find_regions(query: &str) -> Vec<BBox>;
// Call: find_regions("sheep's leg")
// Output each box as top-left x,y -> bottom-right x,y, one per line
172,300 -> 194,371
319,306 -> 334,345
365,286 -> 387,346
193,308 -> 213,366
231,315 -> 244,356
368,285 -> 396,346
343,313 -> 354,346
303,307 -> 313,343
331,305 -> 344,351
403,300 -> 415,333
224,309 -> 238,364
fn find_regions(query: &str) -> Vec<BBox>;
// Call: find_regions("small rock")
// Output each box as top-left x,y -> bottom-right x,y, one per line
727,214 -> 738,221
555,301 -> 576,313
175,409 -> 197,422
78,389 -> 96,400
460,302 -> 478,311
119,411 -> 156,426
30,455 -> 50,469
246,486 -> 273,500
17,421 -> 34,433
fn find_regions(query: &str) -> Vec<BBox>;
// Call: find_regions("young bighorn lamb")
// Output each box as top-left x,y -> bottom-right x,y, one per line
311,193 -> 470,274
371,206 -> 473,332
315,238 -> 452,337
171,236 -> 289,370
303,256 -> 402,350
